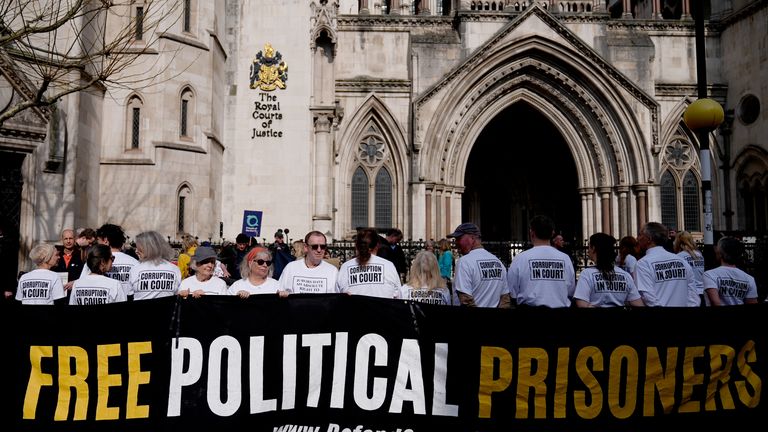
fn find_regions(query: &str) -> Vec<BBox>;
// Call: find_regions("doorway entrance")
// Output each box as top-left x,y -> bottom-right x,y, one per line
0,151 -> 25,288
462,101 -> 581,242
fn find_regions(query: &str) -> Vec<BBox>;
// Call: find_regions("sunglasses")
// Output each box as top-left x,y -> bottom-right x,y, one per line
253,259 -> 272,266
309,244 -> 328,251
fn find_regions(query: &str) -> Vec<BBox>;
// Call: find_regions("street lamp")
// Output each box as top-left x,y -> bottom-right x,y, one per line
683,1 -> 724,268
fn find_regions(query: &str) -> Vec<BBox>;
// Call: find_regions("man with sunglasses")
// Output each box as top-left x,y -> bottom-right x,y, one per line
279,231 -> 339,294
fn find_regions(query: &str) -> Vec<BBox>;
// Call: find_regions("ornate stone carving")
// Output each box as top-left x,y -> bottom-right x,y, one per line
311,0 -> 339,49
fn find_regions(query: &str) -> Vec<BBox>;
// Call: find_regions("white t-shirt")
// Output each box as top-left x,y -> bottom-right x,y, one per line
616,254 -> 637,276
507,245 -> 575,308
573,266 -> 641,307
279,259 -> 339,294
15,269 -> 67,305
399,284 -> 452,305
453,248 -> 508,308
677,250 -> 705,296
703,266 -> 758,305
129,260 -> 182,300
69,274 -> 127,305
228,277 -> 281,295
180,275 -> 228,296
635,246 -> 698,307
336,255 -> 401,299
81,251 -> 138,297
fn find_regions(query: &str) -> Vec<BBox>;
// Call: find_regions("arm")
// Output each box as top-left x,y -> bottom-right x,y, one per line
458,291 -> 476,307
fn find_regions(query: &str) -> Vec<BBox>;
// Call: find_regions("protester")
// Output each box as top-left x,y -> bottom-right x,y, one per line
70,244 -> 127,305
336,228 -> 401,299
75,227 -> 97,263
573,233 -> 644,308
437,238 -> 454,289
376,228 -> 407,282
703,236 -> 758,306
269,229 -> 294,280
176,233 -> 198,279
179,246 -> 228,298
400,250 -> 452,305
448,223 -> 510,308
129,231 -> 182,300
15,243 -> 67,305
616,235 -> 639,275
635,222 -> 698,307
674,230 -> 706,306
52,228 -> 83,291
218,233 -> 254,282
506,215 -> 575,308
80,223 -> 138,300
279,231 -> 338,294
229,247 -> 285,297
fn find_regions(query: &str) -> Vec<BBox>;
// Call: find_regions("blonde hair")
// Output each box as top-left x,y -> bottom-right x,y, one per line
292,240 -> 306,259
29,243 -> 56,265
674,230 -> 699,260
407,250 -> 443,290
181,233 -> 198,251
240,247 -> 273,279
438,238 -> 451,252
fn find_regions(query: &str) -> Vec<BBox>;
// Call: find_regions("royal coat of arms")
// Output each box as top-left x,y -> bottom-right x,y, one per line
250,43 -> 288,91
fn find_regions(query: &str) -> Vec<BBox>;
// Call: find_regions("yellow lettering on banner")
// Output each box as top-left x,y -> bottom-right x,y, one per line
705,345 -> 736,411
608,345 -> 638,419
478,346 -> 512,418
23,346 -> 53,419
679,346 -> 705,413
643,347 -> 677,415
515,347 -> 548,419
127,341 -> 152,419
96,344 -> 121,420
735,340 -> 761,408
55,346 -> 89,421
574,346 -> 602,419
553,347 -> 570,419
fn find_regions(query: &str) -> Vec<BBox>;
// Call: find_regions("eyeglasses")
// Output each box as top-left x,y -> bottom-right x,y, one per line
309,244 -> 328,251
253,259 -> 272,266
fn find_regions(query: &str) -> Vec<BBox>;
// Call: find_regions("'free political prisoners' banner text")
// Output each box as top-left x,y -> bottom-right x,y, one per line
1,296 -> 765,431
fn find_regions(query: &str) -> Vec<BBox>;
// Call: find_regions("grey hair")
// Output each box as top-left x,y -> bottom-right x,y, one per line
135,231 -> 174,264
29,243 -> 56,265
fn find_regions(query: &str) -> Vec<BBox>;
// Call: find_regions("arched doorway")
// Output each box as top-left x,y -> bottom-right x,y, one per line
462,102 -> 581,242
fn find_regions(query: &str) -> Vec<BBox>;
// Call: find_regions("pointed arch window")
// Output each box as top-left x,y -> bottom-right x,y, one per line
177,185 -> 192,234
127,96 -> 143,150
351,167 -> 369,229
661,170 -> 678,230
180,87 -> 194,138
682,171 -> 701,231
135,6 -> 144,41
375,168 -> 392,229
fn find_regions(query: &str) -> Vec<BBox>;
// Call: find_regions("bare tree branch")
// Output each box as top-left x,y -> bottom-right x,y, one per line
0,0 -> 184,125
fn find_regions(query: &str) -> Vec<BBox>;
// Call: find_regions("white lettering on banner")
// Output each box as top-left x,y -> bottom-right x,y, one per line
166,333 -> 459,418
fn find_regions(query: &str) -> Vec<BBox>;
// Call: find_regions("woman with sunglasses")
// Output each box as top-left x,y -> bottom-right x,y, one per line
70,244 -> 127,305
228,247 -> 287,298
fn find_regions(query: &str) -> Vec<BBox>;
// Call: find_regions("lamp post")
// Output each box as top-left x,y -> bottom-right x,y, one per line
683,1 -> 724,268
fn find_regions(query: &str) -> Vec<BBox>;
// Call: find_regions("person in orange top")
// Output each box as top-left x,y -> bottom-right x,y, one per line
52,228 -> 83,291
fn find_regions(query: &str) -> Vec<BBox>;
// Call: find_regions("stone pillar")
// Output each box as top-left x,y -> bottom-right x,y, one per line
312,112 -> 334,235
599,187 -> 612,236
634,185 -> 648,228
391,0 -> 401,14
616,186 -> 630,238
425,189 -> 432,240
623,0 -> 632,18
360,0 -> 370,14
653,0 -> 662,18
682,0 -> 690,19
580,189 -> 593,241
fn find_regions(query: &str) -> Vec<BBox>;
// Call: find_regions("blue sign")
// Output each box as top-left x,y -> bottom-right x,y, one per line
242,210 -> 262,237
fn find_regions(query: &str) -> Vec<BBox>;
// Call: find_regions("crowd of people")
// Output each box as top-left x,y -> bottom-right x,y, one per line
6,217 -> 762,308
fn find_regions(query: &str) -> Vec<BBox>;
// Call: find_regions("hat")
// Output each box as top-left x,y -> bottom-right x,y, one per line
235,233 -> 250,244
274,230 -> 284,238
192,246 -> 217,263
448,223 -> 481,238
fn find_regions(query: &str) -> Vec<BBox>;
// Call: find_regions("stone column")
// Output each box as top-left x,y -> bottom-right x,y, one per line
580,188 -> 593,241
312,112 -> 334,235
653,0 -> 662,18
634,185 -> 648,228
682,0 -> 690,19
623,0 -> 632,18
599,187 -> 612,236
360,0 -> 370,14
616,186 -> 630,237
391,0 -> 401,14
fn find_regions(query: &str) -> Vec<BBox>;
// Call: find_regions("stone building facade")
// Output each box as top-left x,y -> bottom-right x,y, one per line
1,0 -> 766,272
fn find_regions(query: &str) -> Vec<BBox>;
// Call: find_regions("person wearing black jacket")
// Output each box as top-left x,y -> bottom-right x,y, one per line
376,228 -> 407,282
52,228 -> 84,291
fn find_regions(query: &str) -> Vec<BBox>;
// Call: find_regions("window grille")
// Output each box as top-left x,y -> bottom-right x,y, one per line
375,167 -> 392,229
131,107 -> 140,148
660,170 -> 677,230
183,0 -> 191,32
351,167 -> 368,229
135,7 -> 144,40
178,196 -> 185,232
181,99 -> 188,136
682,171 -> 700,231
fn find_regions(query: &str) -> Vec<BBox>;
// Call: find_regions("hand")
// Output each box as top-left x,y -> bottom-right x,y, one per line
179,290 -> 189,299
237,291 -> 249,299
64,281 -> 74,291
191,289 -> 205,298
278,290 -> 289,298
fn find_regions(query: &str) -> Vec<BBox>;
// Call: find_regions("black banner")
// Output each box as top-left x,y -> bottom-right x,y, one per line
1,296 -> 766,431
